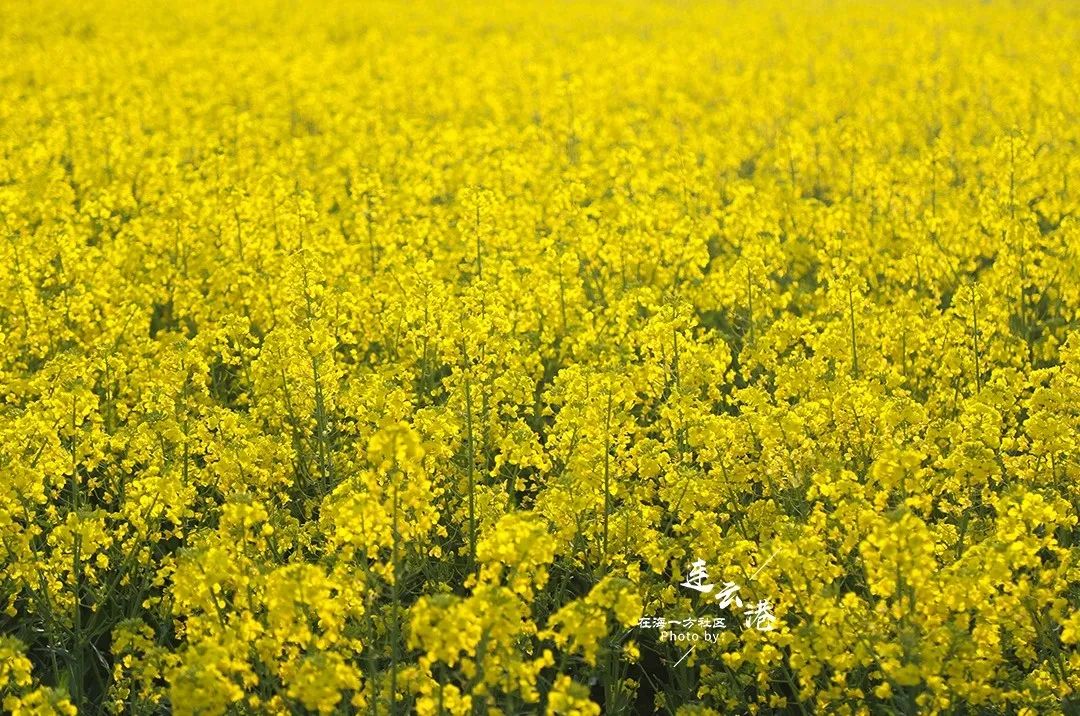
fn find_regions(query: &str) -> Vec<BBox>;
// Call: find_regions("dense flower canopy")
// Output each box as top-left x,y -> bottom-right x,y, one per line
1,0 -> 1079,714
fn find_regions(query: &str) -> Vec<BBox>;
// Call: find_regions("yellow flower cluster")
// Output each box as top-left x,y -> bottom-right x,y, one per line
1,0 -> 1079,713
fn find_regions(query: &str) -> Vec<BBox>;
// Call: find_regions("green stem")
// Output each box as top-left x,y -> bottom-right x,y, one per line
848,286 -> 859,378
464,377 -> 477,568
971,283 -> 981,392
391,466 -> 401,714
602,389 -> 612,564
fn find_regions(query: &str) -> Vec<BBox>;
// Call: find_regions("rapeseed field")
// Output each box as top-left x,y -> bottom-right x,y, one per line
1,0 -> 1079,713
